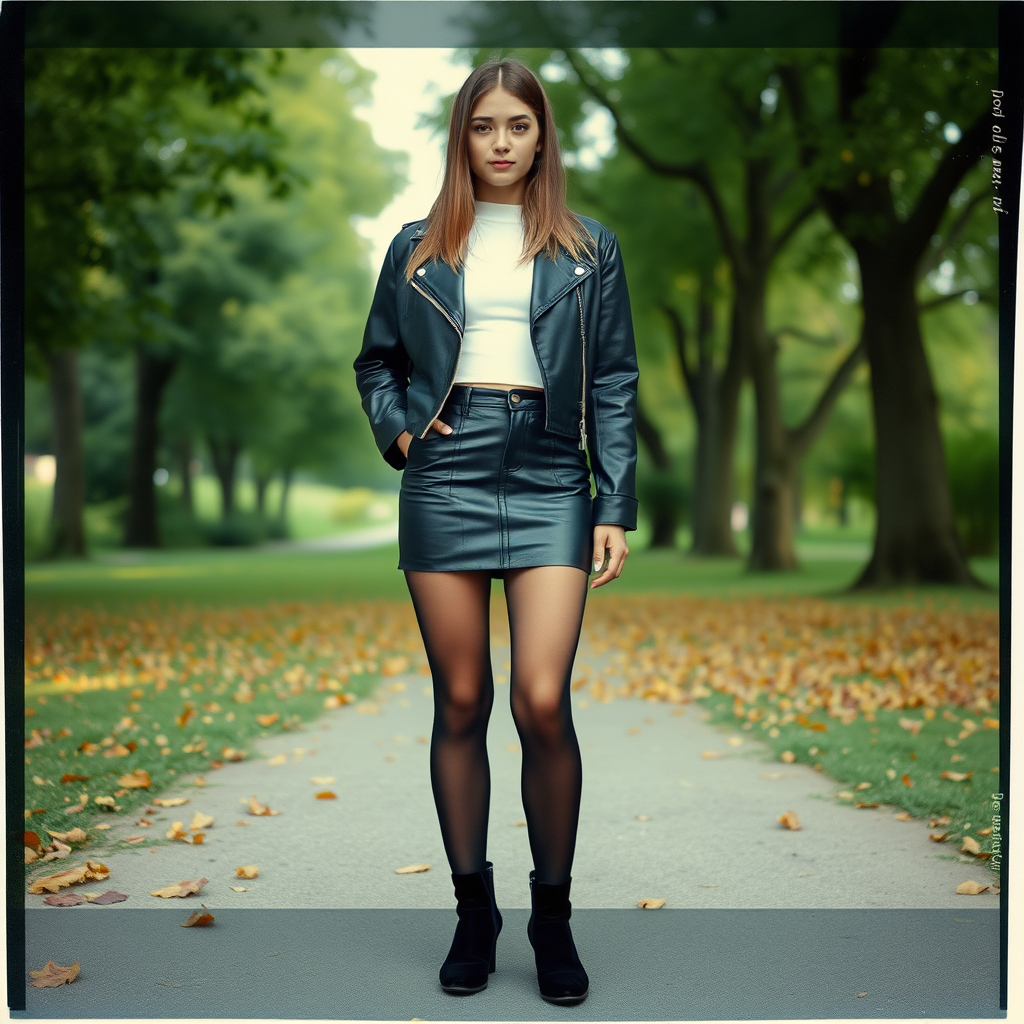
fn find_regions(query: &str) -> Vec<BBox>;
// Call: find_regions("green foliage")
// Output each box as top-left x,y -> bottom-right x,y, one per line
24,47 -> 296,371
946,429 -> 999,557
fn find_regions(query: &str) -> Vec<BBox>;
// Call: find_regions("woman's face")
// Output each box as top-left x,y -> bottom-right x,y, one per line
466,85 -> 542,204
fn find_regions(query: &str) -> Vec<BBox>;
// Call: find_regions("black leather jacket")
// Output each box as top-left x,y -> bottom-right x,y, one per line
353,214 -> 639,531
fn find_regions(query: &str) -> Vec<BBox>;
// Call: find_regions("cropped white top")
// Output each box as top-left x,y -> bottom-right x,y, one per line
453,200 -> 543,389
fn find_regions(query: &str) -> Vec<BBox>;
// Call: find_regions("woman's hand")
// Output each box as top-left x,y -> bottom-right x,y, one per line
397,418 -> 452,459
590,524 -> 628,589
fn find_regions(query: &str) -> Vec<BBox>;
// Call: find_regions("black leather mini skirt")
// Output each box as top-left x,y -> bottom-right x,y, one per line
398,386 -> 593,576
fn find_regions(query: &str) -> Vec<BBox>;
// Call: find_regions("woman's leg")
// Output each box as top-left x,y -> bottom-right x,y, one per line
404,569 -> 495,875
504,565 -> 589,885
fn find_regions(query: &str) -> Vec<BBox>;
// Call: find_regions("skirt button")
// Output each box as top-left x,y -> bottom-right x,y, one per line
510,393 -> 521,404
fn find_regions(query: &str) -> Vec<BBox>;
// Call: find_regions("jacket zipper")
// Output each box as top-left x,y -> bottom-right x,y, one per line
576,286 -> 587,450
411,278 -> 463,439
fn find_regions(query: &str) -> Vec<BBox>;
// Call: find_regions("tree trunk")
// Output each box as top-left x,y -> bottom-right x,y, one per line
176,435 -> 194,515
743,265 -> 800,571
278,465 -> 293,523
207,435 -> 241,518
689,299 -> 744,557
44,347 -> 87,558
635,399 -> 680,548
124,345 -> 176,547
254,467 -> 273,517
852,252 -> 979,586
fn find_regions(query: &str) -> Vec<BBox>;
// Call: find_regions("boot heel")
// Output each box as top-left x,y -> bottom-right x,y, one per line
527,870 -> 589,1006
439,861 -> 502,995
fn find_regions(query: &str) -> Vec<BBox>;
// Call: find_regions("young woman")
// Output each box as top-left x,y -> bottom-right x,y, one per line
354,56 -> 638,1006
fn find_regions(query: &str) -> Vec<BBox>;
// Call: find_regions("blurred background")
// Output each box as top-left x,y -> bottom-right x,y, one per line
24,45 -> 999,590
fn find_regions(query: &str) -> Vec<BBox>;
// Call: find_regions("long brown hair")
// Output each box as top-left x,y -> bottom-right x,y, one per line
403,57 -> 595,281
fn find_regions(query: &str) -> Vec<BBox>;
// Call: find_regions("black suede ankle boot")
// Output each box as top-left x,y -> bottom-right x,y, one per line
439,861 -> 502,995
527,870 -> 589,1005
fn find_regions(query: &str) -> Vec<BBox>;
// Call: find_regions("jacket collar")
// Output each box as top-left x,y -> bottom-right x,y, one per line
409,226 -> 595,330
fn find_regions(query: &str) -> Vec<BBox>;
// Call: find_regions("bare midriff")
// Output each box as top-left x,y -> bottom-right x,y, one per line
458,382 -> 544,392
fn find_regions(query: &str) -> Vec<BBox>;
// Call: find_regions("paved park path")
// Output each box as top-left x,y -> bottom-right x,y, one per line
21,624 -> 1004,1021
25,639 -> 1000,913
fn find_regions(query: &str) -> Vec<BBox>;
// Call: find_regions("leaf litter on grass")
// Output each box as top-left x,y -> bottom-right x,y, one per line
25,594 -> 1000,873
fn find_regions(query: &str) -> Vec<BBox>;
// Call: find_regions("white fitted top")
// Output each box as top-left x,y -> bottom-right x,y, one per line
453,200 -> 542,388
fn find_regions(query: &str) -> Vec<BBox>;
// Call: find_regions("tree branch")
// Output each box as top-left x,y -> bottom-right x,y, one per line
902,108 -> 991,261
916,190 -> 991,281
789,339 -> 866,457
918,288 -> 996,313
771,201 -> 818,258
563,48 -> 744,270
635,395 -> 672,471
662,303 -> 697,409
772,325 -> 840,348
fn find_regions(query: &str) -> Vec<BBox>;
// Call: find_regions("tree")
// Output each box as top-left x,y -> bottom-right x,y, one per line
532,47 -> 865,568
25,47 -> 294,556
159,49 -> 406,532
776,43 -> 997,585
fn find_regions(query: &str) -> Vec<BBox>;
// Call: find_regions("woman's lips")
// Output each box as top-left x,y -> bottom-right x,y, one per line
490,161 -> 513,169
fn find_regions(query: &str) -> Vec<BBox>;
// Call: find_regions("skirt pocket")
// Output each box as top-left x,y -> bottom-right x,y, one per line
548,431 -> 591,493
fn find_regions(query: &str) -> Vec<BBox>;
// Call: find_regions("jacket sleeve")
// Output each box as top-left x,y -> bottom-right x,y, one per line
589,230 -> 640,531
353,236 -> 410,471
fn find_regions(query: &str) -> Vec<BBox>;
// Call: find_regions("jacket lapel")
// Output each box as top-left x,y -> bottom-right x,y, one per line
530,247 -> 595,324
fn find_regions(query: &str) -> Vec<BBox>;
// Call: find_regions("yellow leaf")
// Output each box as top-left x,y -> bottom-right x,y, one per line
256,713 -> 280,727
637,898 -> 666,909
929,832 -> 949,843
893,812 -> 912,821
230,886 -> 248,892
982,718 -> 999,729
777,811 -> 802,830
727,737 -> 743,746
701,751 -> 724,759
314,791 -> 337,800
189,812 -> 214,831
166,821 -> 188,841
901,774 -> 913,787
267,754 -> 287,766
940,771 -> 973,782
955,880 -> 989,895
115,772 -> 151,796
235,865 -> 259,879
181,905 -> 215,927
28,860 -> 109,894
248,796 -> 279,816
961,836 -> 982,856
836,791 -> 854,800
855,802 -> 879,809
28,961 -> 80,988
310,776 -> 336,785
45,827 -> 86,844
395,864 -> 431,874
150,878 -> 208,898
780,751 -> 796,763
153,797 -> 189,807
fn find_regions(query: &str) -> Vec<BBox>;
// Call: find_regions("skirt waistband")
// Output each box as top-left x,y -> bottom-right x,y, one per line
447,385 -> 545,409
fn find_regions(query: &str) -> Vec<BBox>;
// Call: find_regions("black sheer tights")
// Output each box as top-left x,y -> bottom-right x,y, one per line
404,566 -> 589,885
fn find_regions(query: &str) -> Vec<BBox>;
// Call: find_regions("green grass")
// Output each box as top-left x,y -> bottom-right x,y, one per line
24,542 -> 999,610
700,697 -> 1002,881
22,535 -> 1001,881
23,604 -> 384,873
